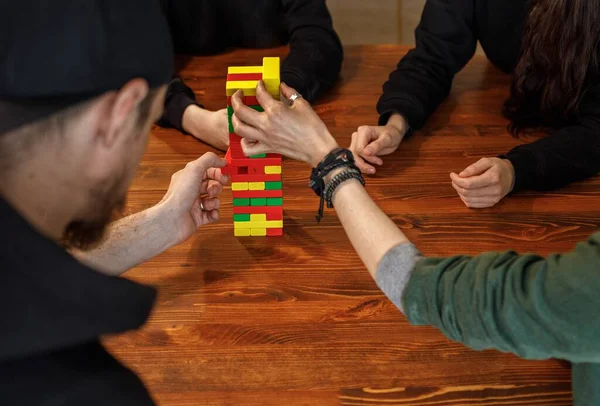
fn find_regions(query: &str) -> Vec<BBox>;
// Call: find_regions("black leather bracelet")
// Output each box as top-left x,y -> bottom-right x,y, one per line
323,168 -> 365,208
308,148 -> 364,222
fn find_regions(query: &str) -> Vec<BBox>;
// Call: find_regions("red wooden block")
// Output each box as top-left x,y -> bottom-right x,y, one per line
229,143 -> 243,152
266,210 -> 283,220
233,206 -> 283,216
229,133 -> 243,144
245,96 -> 259,106
230,174 -> 281,182
227,73 -> 263,82
266,228 -> 283,236
227,155 -> 282,167
227,96 -> 261,107
232,190 -> 283,198
230,149 -> 246,159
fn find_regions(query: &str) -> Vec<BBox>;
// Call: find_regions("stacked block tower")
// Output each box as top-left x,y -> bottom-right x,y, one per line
222,57 -> 283,237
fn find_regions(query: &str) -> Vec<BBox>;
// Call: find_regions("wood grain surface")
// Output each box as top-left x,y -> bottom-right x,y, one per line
103,45 -> 600,405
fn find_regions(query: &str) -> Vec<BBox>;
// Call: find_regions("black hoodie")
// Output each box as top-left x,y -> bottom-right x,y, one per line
0,199 -> 157,405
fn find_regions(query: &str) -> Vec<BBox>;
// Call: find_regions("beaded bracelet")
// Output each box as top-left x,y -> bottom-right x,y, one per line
323,168 -> 366,208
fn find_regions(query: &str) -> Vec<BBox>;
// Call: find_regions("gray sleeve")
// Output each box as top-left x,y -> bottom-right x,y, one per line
375,243 -> 423,313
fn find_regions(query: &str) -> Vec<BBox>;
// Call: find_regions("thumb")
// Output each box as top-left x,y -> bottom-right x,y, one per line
193,152 -> 227,173
363,133 -> 391,156
241,138 -> 270,157
459,158 -> 494,177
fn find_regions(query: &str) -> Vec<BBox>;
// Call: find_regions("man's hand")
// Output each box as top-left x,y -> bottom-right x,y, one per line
182,106 -> 229,151
450,157 -> 515,208
160,152 -> 229,244
349,114 -> 408,174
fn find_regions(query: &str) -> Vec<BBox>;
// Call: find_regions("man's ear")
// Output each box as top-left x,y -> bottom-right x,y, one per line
97,78 -> 149,148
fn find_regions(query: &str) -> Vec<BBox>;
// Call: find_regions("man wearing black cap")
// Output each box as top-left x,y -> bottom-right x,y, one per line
0,1 -> 228,403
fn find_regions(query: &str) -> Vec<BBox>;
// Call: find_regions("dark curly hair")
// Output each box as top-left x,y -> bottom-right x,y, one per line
503,0 -> 600,134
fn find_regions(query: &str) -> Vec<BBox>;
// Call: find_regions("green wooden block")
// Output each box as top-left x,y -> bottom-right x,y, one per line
233,198 -> 250,206
250,198 -> 267,206
249,105 -> 264,112
265,181 -> 282,190
233,214 -> 250,221
228,114 -> 234,133
249,154 -> 267,158
227,106 -> 234,116
267,198 -> 283,206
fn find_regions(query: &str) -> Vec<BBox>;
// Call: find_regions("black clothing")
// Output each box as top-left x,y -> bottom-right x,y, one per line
158,0 -> 343,132
0,198 -> 157,405
377,0 -> 600,192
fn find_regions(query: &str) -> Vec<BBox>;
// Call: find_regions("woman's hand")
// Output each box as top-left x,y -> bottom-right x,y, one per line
350,114 -> 408,174
230,81 -> 339,166
450,158 -> 515,208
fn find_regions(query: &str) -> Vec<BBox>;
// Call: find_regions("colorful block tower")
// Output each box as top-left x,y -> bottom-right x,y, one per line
222,57 -> 283,237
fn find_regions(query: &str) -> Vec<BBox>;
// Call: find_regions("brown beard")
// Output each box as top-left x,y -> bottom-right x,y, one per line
60,175 -> 127,251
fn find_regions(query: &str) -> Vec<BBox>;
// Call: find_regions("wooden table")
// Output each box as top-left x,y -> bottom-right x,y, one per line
104,45 -> 600,405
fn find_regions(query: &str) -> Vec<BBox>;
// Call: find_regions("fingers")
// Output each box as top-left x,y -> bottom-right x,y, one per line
353,150 -> 376,174
201,196 -> 220,211
241,138 -> 270,156
232,113 -> 264,142
204,179 -> 224,197
353,126 -> 376,155
459,158 -> 495,177
231,90 -> 263,129
459,195 -> 499,209
190,197 -> 220,228
450,169 -> 500,189
364,133 -> 394,157
451,181 -> 502,198
205,167 -> 229,185
200,196 -> 220,224
196,152 -> 226,169
280,82 -> 299,99
350,131 -> 376,174
255,81 -> 278,111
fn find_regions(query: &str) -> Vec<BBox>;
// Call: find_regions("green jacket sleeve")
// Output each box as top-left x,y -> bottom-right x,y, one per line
402,232 -> 600,362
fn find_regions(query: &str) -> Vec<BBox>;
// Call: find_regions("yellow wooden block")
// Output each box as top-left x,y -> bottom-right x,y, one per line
251,228 -> 267,236
234,221 -> 252,229
250,214 -> 267,222
226,80 -> 259,96
266,220 -> 283,228
234,228 -> 251,237
262,57 -> 280,97
264,165 -> 281,174
228,66 -> 263,74
249,182 -> 265,190
231,182 -> 249,191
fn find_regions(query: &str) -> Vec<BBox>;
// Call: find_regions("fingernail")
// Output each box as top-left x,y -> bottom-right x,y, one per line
368,168 -> 375,174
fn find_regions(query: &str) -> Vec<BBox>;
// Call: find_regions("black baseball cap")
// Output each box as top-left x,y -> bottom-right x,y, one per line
0,0 -> 174,134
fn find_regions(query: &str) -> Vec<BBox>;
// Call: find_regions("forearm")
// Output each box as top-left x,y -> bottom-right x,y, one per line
72,203 -> 176,276
402,231 -> 600,361
330,178 -> 410,278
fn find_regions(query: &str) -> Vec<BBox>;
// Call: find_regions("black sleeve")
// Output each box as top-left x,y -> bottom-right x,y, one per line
503,84 -> 600,192
157,76 -> 202,133
377,0 -> 477,128
280,0 -> 343,102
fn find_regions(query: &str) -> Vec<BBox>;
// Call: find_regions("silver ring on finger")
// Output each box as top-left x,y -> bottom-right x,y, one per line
200,201 -> 205,211
288,92 -> 303,106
